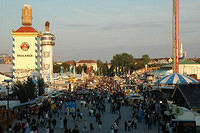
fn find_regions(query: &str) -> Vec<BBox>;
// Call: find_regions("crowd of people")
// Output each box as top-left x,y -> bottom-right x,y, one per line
5,76 -> 173,133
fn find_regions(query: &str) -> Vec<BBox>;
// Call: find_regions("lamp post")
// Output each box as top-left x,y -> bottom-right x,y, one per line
155,74 -> 161,133
3,79 -> 12,132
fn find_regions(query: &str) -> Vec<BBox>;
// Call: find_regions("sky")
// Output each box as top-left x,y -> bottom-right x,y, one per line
0,0 -> 200,61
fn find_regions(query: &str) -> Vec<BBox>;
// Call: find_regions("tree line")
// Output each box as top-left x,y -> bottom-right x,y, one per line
53,53 -> 150,76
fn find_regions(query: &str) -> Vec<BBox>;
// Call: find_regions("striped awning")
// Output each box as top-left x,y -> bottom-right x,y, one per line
155,73 -> 198,84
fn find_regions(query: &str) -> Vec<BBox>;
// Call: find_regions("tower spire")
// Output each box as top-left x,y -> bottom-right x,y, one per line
45,21 -> 50,32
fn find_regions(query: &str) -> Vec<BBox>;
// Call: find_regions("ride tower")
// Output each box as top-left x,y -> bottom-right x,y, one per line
172,0 -> 179,73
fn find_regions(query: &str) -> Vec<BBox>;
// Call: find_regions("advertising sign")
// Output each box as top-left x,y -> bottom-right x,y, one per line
65,101 -> 76,114
70,101 -> 76,114
65,102 -> 70,114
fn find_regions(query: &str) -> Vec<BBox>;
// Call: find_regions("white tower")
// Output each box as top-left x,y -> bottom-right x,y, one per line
41,21 -> 55,83
180,43 -> 183,59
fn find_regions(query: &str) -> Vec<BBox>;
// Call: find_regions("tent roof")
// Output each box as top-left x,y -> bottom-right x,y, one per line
177,84 -> 200,109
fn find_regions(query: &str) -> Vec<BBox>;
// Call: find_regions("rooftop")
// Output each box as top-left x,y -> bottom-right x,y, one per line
77,60 -> 96,63
65,61 -> 75,66
15,27 -> 37,33
176,84 -> 200,109
161,59 -> 199,68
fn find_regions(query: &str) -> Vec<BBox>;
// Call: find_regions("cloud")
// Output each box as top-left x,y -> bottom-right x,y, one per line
63,24 -> 97,28
181,19 -> 200,25
102,21 -> 167,31
69,7 -> 97,17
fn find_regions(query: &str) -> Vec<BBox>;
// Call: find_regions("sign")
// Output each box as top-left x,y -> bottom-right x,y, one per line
17,54 -> 33,57
65,102 -> 70,113
65,101 -> 76,114
20,42 -> 30,51
55,80 -> 65,84
70,101 -> 76,114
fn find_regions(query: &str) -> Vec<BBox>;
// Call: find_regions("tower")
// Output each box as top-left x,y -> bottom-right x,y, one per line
179,43 -> 183,59
41,21 -> 55,83
172,0 -> 179,73
12,5 -> 41,81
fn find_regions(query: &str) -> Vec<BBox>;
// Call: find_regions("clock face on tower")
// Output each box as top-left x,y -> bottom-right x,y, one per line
44,51 -> 50,58
20,42 -> 30,51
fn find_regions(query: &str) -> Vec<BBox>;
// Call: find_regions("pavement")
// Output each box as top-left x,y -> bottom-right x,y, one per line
34,100 -> 159,133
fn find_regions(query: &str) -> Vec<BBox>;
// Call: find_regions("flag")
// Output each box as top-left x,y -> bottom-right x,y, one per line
73,66 -> 76,74
69,66 -> 72,73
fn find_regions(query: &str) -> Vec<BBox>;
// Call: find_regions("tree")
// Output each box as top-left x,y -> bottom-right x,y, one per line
53,63 -> 60,73
102,63 -> 109,75
142,54 -> 150,65
53,63 -> 70,73
97,60 -> 104,75
134,54 -> 151,70
76,65 -> 82,74
12,76 -> 45,103
25,77 -> 36,99
62,63 -> 70,72
38,77 -> 45,96
83,64 -> 87,73
12,77 -> 36,103
12,81 -> 28,103
111,53 -> 136,74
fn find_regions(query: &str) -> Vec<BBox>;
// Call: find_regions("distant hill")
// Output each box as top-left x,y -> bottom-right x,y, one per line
0,53 -> 10,58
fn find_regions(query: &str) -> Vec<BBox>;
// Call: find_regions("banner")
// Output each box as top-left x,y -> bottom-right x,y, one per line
70,101 -> 76,114
65,102 -> 70,114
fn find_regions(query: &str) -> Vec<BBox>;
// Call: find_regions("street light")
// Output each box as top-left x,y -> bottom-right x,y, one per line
155,74 -> 161,133
3,79 -> 12,132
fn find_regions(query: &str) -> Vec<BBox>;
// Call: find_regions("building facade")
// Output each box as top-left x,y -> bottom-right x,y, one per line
76,60 -> 97,72
11,5 -> 41,81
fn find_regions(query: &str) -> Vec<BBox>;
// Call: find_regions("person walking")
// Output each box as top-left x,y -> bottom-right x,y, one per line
90,123 -> 94,133
58,117 -> 64,129
127,120 -> 132,132
63,117 -> 68,129
124,120 -> 127,132
98,120 -> 102,131
52,119 -> 56,129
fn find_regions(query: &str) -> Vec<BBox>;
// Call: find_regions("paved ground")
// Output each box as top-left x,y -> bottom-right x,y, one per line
35,99 -> 159,133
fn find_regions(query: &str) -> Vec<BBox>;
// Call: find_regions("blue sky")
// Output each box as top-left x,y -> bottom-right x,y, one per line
0,0 -> 200,61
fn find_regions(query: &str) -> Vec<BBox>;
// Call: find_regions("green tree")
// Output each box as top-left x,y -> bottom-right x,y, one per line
62,63 -> 70,72
38,77 -> 45,96
142,54 -> 150,65
53,63 -> 70,73
83,64 -> 87,73
102,63 -> 109,75
25,77 -> 36,99
97,60 -> 104,75
12,76 -> 45,103
111,53 -> 136,74
76,65 -> 82,74
12,81 -> 27,103
12,78 -> 36,103
134,54 -> 150,70
53,63 -> 61,73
